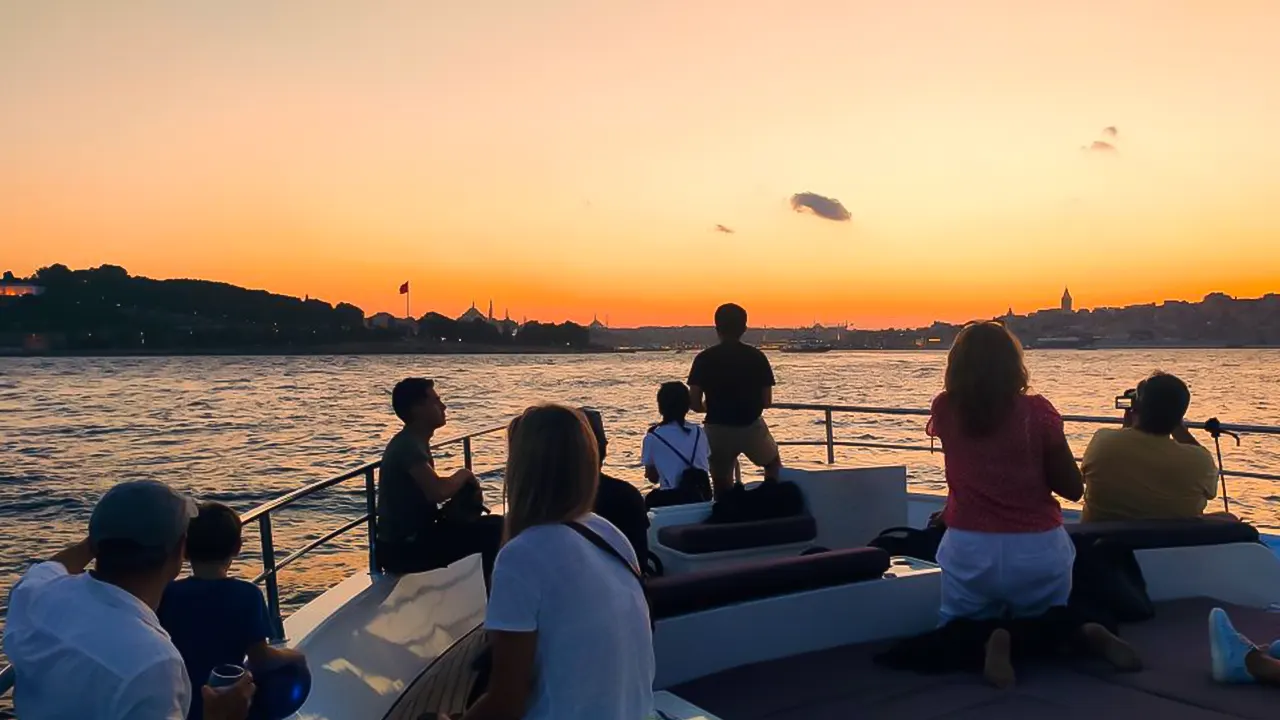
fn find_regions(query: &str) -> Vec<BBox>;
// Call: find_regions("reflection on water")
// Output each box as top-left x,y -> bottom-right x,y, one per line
2,350 -> 1279,625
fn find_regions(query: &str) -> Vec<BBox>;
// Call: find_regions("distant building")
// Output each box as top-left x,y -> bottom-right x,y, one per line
588,314 -> 608,331
366,312 -> 417,335
0,281 -> 44,297
1061,287 -> 1074,314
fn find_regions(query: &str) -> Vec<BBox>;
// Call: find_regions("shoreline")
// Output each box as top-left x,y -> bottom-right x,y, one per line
0,343 -> 629,358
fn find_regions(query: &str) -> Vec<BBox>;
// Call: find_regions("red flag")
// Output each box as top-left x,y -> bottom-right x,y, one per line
398,281 -> 409,294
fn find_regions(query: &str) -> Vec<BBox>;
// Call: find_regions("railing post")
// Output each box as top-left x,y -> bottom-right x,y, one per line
824,409 -> 835,464
463,436 -> 473,470
365,466 -> 379,574
258,514 -> 285,643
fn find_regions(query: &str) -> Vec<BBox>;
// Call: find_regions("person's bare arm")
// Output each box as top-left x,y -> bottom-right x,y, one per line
1171,422 -> 1203,448
1045,436 -> 1084,502
456,631 -> 537,720
245,640 -> 306,670
202,674 -> 256,720
689,385 -> 706,413
409,462 -> 474,504
761,386 -> 773,409
51,537 -> 94,574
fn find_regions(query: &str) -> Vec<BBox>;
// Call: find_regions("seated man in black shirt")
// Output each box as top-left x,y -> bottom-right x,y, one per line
375,378 -> 503,591
580,408 -> 651,570
687,303 -> 782,498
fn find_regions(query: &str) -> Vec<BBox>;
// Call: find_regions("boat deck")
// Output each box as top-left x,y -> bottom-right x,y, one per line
671,598 -> 1279,719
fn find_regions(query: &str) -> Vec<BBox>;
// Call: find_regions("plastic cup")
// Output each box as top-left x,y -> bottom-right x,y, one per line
208,664 -> 246,692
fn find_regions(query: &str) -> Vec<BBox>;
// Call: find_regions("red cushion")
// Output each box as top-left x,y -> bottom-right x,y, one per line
648,547 -> 891,619
657,515 -> 818,555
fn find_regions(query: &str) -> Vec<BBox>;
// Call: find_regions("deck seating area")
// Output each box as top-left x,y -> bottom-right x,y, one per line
670,597 -> 1279,719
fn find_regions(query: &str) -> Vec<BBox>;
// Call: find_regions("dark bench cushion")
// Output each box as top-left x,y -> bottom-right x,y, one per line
648,547 -> 890,619
1066,518 -> 1260,551
657,514 -> 818,555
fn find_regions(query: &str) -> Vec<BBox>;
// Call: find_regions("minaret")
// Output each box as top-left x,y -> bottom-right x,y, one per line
1061,287 -> 1073,313
488,300 -> 494,322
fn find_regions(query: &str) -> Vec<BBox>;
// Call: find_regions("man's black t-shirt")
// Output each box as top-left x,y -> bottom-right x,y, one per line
377,427 -> 439,542
688,341 -> 776,426
594,473 -> 650,562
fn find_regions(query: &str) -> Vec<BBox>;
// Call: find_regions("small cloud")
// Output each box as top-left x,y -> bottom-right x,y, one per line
1084,140 -> 1118,153
1102,126 -> 1118,138
789,192 -> 852,222
713,224 -> 735,234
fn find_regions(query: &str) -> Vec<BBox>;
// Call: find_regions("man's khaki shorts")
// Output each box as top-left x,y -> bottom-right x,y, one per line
704,417 -> 780,480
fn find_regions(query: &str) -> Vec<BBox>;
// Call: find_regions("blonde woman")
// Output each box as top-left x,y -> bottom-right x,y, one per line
455,404 -> 655,720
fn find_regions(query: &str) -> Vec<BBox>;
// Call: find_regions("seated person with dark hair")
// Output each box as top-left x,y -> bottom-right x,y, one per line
4,481 -> 254,720
580,408 -> 651,570
376,378 -> 504,589
1081,372 -> 1221,522
159,502 -> 306,720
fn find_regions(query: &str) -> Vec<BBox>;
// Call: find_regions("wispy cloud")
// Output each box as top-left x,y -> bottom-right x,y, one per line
789,192 -> 852,222
714,224 -> 735,234
1102,126 -> 1118,138
1084,140 -> 1118,153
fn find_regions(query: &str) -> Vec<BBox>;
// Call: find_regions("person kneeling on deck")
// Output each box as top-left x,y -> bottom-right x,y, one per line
1081,372 -> 1225,523
159,501 -> 308,720
448,405 -> 654,720
924,322 -> 1139,687
687,303 -> 781,498
376,378 -> 503,589
3,481 -> 255,720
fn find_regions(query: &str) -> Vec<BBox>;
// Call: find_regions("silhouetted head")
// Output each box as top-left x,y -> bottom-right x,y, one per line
90,480 -> 197,590
185,501 -> 243,566
1134,371 -> 1191,435
503,405 -> 599,541
657,381 -> 691,429
579,407 -> 608,466
714,303 -> 748,341
391,377 -> 446,430
944,321 -> 1030,437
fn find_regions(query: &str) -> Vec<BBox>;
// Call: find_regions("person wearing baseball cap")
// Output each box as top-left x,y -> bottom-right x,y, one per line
2,480 -> 255,720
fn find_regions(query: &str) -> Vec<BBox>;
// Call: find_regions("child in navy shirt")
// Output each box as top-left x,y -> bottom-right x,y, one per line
159,502 -> 305,720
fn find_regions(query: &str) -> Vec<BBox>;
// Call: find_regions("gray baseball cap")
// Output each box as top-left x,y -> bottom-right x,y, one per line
89,480 -> 199,549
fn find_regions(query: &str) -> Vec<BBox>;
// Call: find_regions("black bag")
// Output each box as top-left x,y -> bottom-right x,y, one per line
868,525 -> 946,562
707,479 -> 805,524
438,480 -> 490,524
648,425 -> 712,502
1069,540 -> 1153,626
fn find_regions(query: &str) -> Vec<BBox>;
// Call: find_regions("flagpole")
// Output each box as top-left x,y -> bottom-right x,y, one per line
405,286 -> 410,319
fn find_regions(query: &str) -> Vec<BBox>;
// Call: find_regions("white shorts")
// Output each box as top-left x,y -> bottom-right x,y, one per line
936,525 -> 1075,624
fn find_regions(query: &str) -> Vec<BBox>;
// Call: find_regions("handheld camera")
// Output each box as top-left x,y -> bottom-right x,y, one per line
1115,388 -> 1137,411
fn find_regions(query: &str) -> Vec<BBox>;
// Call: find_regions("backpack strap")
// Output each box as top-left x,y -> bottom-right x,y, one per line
564,521 -> 654,628
649,425 -> 695,468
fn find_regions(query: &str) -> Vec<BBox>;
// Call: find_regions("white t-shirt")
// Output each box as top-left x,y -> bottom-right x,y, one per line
3,561 -> 191,719
485,513 -> 655,720
641,421 -> 711,490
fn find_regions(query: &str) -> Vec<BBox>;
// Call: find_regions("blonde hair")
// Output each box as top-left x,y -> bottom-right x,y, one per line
503,404 -> 600,541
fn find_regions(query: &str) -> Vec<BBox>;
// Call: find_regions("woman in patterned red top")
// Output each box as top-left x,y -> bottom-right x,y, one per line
928,322 -> 1138,686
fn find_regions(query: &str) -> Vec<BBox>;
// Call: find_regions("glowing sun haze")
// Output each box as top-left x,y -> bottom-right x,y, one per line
3,0 -> 1279,328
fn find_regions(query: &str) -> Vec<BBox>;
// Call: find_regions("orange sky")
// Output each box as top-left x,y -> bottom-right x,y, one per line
3,1 -> 1279,329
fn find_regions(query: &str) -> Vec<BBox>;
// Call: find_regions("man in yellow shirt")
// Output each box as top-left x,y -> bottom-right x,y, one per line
1081,372 -> 1220,523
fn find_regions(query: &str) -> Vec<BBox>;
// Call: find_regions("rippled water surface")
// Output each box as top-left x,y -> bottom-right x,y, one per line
2,350 -> 1279,644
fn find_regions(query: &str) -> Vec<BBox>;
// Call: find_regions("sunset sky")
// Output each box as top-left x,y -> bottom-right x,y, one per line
3,1 -> 1279,328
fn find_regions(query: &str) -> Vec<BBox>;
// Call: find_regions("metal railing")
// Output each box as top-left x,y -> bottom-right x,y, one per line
241,423 -> 508,642
3,402 -> 1279,701
770,402 -> 1280,485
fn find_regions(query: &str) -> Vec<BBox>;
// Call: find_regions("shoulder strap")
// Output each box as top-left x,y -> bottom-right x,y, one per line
564,521 -> 654,628
564,521 -> 642,579
649,426 -> 695,468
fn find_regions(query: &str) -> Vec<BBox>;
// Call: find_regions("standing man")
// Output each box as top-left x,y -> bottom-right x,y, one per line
376,378 -> 504,588
3,480 -> 255,720
687,303 -> 782,498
